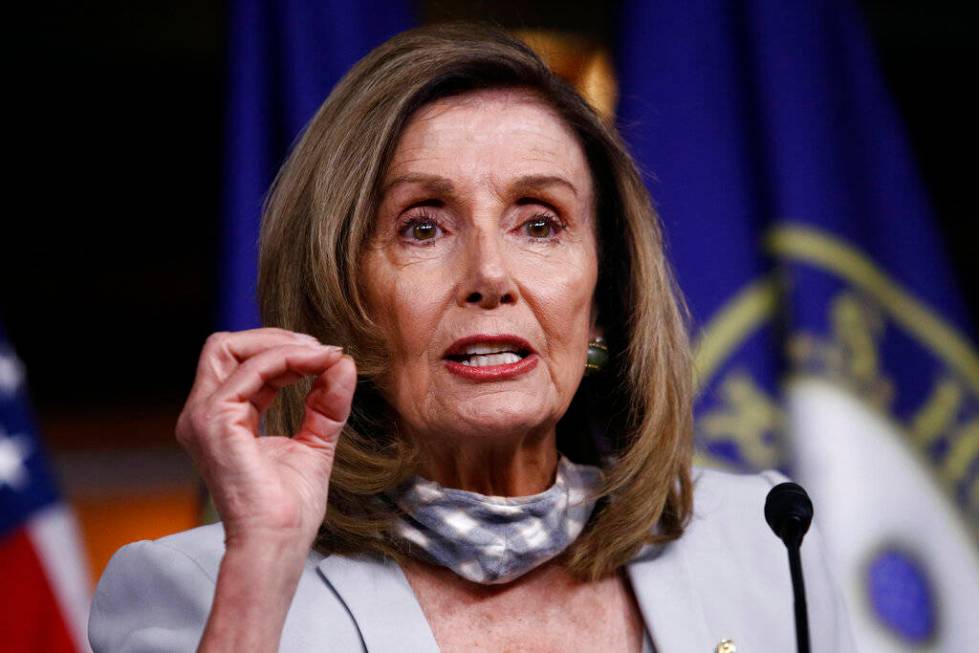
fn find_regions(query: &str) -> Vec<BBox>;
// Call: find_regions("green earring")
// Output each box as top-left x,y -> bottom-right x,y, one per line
585,337 -> 608,376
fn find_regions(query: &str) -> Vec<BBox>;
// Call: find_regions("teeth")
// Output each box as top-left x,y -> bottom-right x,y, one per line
463,343 -> 517,355
461,352 -> 522,367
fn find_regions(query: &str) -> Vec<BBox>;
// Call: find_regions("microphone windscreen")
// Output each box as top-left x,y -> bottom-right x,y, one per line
765,482 -> 814,546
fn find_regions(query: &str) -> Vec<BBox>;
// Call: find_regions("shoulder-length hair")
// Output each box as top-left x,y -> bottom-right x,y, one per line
259,23 -> 693,581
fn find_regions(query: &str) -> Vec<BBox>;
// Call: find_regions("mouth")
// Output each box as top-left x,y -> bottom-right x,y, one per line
444,334 -> 534,366
443,334 -> 538,380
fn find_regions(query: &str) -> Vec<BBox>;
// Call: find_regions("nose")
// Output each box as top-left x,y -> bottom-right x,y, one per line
459,229 -> 518,309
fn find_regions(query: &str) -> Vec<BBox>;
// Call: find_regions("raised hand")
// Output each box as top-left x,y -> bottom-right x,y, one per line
176,328 -> 357,554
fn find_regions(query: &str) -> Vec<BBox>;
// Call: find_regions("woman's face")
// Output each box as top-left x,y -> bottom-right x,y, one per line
360,89 -> 598,449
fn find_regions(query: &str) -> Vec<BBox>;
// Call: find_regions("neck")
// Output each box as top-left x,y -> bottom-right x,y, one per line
414,427 -> 559,496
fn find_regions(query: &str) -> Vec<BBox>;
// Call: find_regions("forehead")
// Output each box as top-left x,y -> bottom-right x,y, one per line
385,88 -> 593,194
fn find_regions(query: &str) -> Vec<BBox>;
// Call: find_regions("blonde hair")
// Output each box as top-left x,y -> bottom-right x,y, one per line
258,23 -> 693,581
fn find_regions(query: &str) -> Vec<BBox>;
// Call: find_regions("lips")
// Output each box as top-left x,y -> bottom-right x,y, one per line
443,334 -> 538,381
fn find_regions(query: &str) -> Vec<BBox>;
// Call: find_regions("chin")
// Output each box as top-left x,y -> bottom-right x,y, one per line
449,396 -> 556,439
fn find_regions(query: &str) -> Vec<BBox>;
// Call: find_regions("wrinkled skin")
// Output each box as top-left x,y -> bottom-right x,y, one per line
361,88 -> 599,494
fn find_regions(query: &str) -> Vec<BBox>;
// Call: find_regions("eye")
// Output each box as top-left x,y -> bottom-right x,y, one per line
522,213 -> 564,239
399,215 -> 443,243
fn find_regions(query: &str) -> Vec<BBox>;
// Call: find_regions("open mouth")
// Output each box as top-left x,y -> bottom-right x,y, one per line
443,335 -> 536,374
445,342 -> 532,367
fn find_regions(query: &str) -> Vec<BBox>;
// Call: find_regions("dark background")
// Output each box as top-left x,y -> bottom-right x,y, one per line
4,1 -> 976,451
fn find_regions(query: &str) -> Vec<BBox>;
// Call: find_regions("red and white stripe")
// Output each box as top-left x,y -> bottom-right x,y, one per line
1,504 -> 91,652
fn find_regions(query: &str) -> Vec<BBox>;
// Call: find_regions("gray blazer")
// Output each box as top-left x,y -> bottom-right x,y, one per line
89,469 -> 856,652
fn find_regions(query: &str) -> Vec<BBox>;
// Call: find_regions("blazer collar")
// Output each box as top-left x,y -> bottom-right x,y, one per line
318,553 -> 440,653
626,541 -> 714,652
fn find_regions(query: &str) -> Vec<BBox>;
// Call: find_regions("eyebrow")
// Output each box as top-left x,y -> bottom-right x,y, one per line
382,173 -> 579,198
511,174 -> 579,197
382,173 -> 456,198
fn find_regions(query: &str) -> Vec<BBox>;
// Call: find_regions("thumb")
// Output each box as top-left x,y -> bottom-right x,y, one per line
293,355 -> 357,454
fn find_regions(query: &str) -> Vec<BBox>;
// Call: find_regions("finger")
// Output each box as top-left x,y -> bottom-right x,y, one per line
211,344 -> 345,410
246,364 -> 310,416
191,329 -> 325,399
293,355 -> 357,453
179,345 -> 342,465
248,384 -> 280,417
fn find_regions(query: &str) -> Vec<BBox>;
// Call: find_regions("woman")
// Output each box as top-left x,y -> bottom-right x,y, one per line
90,25 -> 853,652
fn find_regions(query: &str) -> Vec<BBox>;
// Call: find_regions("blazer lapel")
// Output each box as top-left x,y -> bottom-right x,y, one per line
318,554 -> 441,653
626,542 -> 714,652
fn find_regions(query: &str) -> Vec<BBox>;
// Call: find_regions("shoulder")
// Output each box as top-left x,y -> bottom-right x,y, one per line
89,524 -> 366,652
662,468 -> 795,590
692,465 -> 787,506
638,468 -> 855,652
88,524 -> 227,652
678,468 -> 798,584
687,467 -> 788,533
135,521 -> 230,578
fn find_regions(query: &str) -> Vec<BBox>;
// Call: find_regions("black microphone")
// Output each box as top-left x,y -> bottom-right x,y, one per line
765,482 -> 814,653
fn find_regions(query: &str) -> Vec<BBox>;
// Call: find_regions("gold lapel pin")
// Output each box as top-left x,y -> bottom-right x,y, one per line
715,639 -> 736,653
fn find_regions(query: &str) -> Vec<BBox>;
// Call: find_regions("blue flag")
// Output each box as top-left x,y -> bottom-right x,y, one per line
221,0 -> 415,330
0,326 -> 60,538
616,0 -> 979,649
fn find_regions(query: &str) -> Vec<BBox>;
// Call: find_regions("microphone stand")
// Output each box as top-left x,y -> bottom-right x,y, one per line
784,524 -> 810,653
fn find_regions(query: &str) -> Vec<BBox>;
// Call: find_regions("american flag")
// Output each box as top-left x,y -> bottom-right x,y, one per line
0,325 -> 91,651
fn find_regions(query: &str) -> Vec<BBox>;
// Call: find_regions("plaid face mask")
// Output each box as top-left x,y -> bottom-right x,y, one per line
390,456 -> 603,584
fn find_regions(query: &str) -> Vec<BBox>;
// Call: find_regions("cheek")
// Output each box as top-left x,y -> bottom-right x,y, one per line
520,254 -> 597,378
376,271 -> 454,425
363,255 -> 447,372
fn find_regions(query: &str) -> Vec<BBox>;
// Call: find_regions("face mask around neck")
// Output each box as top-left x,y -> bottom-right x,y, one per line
389,455 -> 603,584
